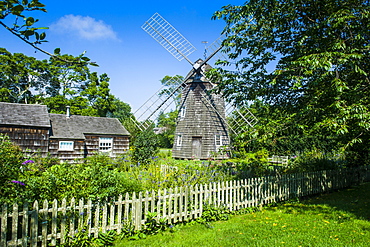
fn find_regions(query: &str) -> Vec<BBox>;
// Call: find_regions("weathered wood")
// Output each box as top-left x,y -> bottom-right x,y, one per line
51,200 -> 58,246
60,199 -> 67,244
30,201 -> 38,247
21,203 -> 28,247
0,204 -> 7,247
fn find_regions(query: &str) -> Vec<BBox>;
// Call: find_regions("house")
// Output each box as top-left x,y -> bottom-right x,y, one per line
0,102 -> 130,161
0,102 -> 50,157
48,108 -> 130,161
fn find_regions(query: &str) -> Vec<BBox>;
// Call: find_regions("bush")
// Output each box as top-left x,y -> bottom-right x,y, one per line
131,129 -> 159,166
23,160 -> 143,202
0,135 -> 27,204
287,150 -> 346,172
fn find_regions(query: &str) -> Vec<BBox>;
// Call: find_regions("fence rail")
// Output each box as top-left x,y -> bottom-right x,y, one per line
1,167 -> 369,246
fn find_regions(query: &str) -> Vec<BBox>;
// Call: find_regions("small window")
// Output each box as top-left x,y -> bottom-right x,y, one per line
215,135 -> 222,147
59,141 -> 74,151
176,135 -> 182,146
99,137 -> 113,152
179,106 -> 186,119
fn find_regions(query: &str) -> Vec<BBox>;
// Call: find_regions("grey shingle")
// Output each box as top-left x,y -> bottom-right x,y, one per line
49,114 -> 130,139
0,102 -> 50,127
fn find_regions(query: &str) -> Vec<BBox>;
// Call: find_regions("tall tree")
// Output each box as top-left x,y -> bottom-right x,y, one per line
0,48 -> 48,103
0,49 -> 117,117
213,0 -> 370,164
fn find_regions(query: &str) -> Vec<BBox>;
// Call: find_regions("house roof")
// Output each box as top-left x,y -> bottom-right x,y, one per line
49,113 -> 130,139
0,102 -> 51,128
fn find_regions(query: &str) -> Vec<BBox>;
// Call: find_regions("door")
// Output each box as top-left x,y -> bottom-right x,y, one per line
192,137 -> 202,158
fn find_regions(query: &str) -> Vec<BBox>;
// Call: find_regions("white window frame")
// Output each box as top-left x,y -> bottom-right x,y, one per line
99,137 -> 113,152
59,141 -> 74,151
179,106 -> 186,119
215,135 -> 223,147
176,135 -> 182,147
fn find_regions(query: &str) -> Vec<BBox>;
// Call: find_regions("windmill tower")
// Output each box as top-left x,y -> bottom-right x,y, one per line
133,13 -> 257,160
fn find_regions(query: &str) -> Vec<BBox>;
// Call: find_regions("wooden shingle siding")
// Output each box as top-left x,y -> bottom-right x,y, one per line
0,126 -> 49,156
172,80 -> 229,160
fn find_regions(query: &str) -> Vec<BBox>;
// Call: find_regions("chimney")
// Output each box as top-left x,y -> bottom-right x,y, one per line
66,106 -> 70,118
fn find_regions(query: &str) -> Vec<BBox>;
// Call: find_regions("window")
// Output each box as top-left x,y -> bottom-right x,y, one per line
59,141 -> 74,151
176,135 -> 182,146
179,106 -> 186,119
99,137 -> 113,152
215,135 -> 222,147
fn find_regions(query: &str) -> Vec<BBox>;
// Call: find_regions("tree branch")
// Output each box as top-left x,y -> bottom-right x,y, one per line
0,20 -> 97,66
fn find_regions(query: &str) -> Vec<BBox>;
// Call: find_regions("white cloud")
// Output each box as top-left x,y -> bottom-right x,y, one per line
51,14 -> 119,41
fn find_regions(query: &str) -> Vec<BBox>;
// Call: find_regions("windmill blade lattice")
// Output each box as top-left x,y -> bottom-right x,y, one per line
225,103 -> 258,134
205,34 -> 228,62
142,13 -> 196,64
197,89 -> 258,135
131,76 -> 185,131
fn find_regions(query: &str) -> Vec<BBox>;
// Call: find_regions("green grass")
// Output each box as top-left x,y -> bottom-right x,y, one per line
115,182 -> 370,247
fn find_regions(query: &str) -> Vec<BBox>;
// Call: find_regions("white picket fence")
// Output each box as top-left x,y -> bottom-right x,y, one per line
1,167 -> 369,246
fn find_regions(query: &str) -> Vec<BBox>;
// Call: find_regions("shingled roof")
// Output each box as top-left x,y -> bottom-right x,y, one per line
49,113 -> 130,139
0,102 -> 50,128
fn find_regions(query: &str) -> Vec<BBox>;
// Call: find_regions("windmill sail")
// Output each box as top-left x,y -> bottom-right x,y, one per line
131,76 -> 184,131
142,13 -> 196,65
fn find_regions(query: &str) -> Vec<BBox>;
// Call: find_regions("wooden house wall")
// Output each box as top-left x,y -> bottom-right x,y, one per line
48,139 -> 85,162
172,82 -> 229,160
0,126 -> 49,157
49,135 -> 130,162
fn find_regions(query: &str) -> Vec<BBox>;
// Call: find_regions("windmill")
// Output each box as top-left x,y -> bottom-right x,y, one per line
132,13 -> 257,159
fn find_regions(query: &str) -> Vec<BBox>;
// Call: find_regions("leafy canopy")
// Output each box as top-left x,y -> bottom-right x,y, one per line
212,0 -> 370,163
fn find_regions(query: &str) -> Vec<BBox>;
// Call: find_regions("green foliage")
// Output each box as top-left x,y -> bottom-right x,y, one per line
0,134 -> 26,204
159,75 -> 184,108
287,150 -> 346,173
196,204 -> 230,224
61,227 -> 117,247
157,110 -> 177,148
131,129 -> 160,166
142,212 -> 168,236
0,0 -> 97,66
0,0 -> 47,45
228,149 -> 273,178
0,48 -> 119,117
212,0 -> 370,165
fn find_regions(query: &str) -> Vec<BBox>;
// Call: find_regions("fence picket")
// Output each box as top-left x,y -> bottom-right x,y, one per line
21,203 -> 28,247
41,200 -> 48,247
60,199 -> 66,244
30,200 -> 38,246
86,199 -> 93,237
11,203 -> 18,246
51,200 -> 57,246
69,198 -> 75,238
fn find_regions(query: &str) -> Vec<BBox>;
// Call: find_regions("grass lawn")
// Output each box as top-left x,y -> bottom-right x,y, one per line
115,182 -> 370,247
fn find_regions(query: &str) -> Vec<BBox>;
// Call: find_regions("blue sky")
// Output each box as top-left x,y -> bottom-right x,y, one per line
0,0 -> 245,112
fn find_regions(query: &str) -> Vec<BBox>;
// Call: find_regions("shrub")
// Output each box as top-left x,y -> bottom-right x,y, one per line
131,130 -> 159,167
287,150 -> 346,172
0,134 -> 27,204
